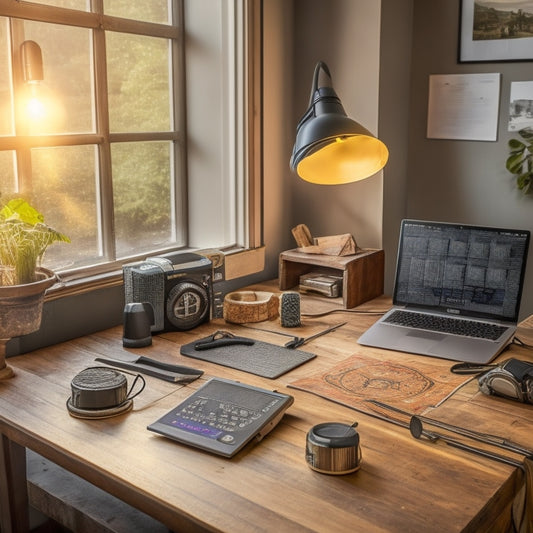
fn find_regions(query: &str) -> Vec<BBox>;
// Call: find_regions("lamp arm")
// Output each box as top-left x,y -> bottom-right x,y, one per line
309,61 -> 332,106
294,61 -> 348,145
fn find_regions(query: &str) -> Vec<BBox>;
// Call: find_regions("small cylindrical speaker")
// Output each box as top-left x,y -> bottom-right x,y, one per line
70,367 -> 128,410
66,367 -> 146,419
306,422 -> 362,475
280,291 -> 301,328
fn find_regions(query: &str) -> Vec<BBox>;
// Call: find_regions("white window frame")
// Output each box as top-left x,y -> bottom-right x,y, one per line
184,0 -> 262,251
0,0 -> 263,299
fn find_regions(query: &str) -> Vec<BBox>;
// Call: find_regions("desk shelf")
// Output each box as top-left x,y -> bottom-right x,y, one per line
279,248 -> 384,308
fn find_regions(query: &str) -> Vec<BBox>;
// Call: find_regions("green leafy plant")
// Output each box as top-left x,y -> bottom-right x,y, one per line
506,127 -> 533,194
0,198 -> 70,286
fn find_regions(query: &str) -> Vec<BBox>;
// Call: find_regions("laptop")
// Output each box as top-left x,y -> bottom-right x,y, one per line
358,220 -> 530,363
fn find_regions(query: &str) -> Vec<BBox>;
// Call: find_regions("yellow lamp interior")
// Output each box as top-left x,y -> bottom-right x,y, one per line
296,135 -> 389,185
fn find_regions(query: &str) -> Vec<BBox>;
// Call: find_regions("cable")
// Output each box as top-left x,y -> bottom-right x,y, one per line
301,308 -> 387,318
513,337 -> 533,350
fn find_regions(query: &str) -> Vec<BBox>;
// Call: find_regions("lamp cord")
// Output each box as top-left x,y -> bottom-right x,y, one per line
301,308 -> 386,318
513,337 -> 533,350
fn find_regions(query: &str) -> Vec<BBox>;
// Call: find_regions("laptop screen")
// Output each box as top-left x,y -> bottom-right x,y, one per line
393,220 -> 530,322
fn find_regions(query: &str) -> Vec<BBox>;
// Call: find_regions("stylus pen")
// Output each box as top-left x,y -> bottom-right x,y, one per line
284,322 -> 347,349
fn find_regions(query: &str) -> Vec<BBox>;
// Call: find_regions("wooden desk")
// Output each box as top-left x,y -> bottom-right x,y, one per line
1,281 -> 532,533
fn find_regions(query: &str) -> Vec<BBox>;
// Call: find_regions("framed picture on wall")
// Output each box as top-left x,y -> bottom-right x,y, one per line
459,0 -> 533,62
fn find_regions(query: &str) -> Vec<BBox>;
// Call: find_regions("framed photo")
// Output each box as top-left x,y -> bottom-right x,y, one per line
459,0 -> 533,62
508,81 -> 533,131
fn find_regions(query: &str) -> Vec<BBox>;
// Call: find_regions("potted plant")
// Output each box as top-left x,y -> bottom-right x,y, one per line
0,197 -> 70,379
506,127 -> 533,194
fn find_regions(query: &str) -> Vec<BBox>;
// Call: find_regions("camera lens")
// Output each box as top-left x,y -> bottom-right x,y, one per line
166,281 -> 210,330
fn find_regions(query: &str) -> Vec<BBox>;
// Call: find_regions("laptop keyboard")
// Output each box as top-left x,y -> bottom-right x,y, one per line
384,310 -> 508,341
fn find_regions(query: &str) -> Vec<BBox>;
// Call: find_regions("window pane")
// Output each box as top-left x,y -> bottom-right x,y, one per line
18,21 -> 94,135
24,0 -> 90,11
30,145 -> 100,271
107,33 -> 171,133
0,151 -> 16,193
0,18 -> 13,136
103,0 -> 171,25
112,141 -> 178,258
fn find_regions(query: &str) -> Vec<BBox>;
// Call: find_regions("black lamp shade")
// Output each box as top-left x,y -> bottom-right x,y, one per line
291,61 -> 388,185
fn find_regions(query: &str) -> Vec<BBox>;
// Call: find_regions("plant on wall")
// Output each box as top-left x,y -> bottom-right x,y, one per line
506,127 -> 533,194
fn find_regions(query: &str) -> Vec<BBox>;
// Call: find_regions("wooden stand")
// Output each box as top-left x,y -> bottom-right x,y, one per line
279,248 -> 384,309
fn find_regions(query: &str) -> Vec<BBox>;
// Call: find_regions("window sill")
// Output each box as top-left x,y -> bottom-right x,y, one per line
44,246 -> 266,302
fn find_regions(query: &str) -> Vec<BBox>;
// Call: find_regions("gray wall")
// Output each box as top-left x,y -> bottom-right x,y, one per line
379,0 -> 414,297
292,0 -> 533,320
405,0 -> 533,320
290,0 -> 384,251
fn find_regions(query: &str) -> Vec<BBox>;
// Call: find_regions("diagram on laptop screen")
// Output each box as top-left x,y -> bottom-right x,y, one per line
395,222 -> 529,320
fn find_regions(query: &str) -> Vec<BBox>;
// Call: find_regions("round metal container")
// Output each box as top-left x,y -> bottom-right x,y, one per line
305,422 -> 362,475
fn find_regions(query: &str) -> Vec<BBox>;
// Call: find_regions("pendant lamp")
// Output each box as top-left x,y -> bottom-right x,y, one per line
290,61 -> 388,185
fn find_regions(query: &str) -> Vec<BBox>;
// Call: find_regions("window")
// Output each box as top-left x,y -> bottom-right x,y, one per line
0,0 -> 262,292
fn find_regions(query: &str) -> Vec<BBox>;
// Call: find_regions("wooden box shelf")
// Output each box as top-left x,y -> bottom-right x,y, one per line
279,248 -> 384,309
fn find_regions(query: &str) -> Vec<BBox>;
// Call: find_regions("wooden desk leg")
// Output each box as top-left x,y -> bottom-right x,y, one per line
0,434 -> 29,533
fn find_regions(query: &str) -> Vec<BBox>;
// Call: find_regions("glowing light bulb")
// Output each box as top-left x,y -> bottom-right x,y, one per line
18,82 -> 65,135
26,95 -> 46,120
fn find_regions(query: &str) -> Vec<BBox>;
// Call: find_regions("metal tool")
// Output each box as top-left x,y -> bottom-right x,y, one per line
409,416 -> 525,470
284,322 -> 347,349
94,355 -> 203,383
369,400 -> 533,457
412,414 -> 533,456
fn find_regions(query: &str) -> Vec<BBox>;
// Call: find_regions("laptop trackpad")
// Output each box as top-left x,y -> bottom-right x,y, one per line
406,330 -> 445,342
404,331 -> 489,363
396,329 -> 446,352
427,335 -> 493,361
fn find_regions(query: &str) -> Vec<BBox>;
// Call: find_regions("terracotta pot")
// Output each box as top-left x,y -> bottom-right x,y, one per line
0,267 -> 56,379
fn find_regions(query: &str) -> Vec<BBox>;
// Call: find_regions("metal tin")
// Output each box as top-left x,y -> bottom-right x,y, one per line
299,273 -> 343,298
306,422 -> 362,475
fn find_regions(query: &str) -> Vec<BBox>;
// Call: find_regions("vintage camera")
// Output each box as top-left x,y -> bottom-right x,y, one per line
123,252 -> 212,332
478,358 -> 533,403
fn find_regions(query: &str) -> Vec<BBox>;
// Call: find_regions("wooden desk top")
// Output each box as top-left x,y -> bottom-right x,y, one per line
1,280 -> 533,532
